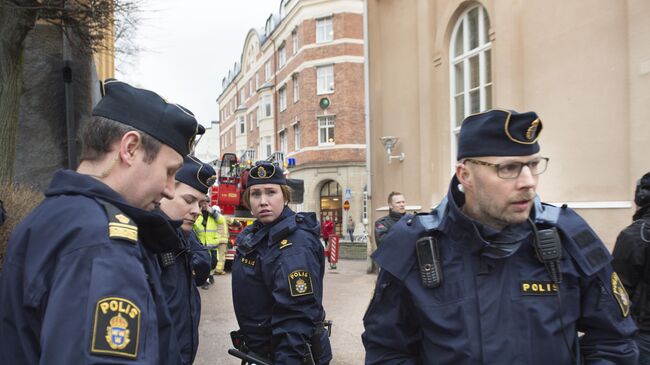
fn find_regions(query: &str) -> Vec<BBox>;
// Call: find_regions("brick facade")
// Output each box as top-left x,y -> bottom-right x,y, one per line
215,0 -> 368,234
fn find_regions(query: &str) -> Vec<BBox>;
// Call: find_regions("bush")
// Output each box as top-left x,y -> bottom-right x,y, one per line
0,183 -> 43,268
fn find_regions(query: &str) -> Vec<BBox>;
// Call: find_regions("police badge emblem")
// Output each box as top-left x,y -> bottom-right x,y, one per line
92,297 -> 140,358
258,166 -> 267,177
611,272 -> 630,317
288,270 -> 314,297
106,313 -> 130,350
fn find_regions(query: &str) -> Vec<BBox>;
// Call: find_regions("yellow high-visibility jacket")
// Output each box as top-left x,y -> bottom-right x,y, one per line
194,213 -> 228,245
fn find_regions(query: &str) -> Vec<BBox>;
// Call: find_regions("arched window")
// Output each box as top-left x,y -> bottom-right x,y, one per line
449,5 -> 492,162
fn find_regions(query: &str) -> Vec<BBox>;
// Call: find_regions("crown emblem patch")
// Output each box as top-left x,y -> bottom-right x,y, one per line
92,297 -> 140,358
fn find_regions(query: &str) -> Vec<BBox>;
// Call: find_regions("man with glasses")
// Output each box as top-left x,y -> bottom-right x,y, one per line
362,109 -> 638,364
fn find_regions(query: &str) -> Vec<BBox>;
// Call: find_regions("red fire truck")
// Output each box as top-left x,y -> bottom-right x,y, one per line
210,153 -> 304,270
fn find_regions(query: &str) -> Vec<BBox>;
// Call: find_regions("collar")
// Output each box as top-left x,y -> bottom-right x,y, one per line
389,210 -> 405,219
447,176 -> 531,258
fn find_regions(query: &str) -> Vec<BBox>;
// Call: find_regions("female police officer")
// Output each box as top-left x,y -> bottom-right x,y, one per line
231,161 -> 332,365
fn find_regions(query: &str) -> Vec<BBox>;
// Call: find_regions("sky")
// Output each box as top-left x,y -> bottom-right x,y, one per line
116,0 -> 281,127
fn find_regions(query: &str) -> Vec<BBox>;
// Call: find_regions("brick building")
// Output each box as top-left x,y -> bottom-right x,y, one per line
216,0 -> 367,236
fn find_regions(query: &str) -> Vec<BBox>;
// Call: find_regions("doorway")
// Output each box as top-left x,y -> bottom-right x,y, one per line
319,180 -> 342,236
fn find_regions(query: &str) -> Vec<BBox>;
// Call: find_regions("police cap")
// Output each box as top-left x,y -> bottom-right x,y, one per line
92,79 -> 199,157
175,156 -> 216,195
247,161 -> 287,187
457,109 -> 543,160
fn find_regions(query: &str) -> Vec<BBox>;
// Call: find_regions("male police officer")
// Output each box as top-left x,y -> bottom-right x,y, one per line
0,80 -> 198,364
362,109 -> 638,364
158,155 -> 214,364
374,191 -> 407,246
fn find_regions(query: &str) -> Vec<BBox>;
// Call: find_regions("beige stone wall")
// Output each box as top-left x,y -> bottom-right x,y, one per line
367,0 -> 650,246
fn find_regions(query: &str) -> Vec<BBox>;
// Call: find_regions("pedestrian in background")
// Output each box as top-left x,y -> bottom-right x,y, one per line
231,161 -> 332,364
158,155 -> 214,364
213,205 -> 229,275
363,109 -> 638,364
194,199 -> 220,288
613,171 -> 650,364
347,216 -> 356,243
373,191 -> 406,247
0,80 -> 199,364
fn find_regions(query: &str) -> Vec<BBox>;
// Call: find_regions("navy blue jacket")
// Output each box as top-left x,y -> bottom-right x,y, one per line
0,170 -> 183,364
158,217 -> 211,365
232,207 -> 332,364
363,177 -> 638,365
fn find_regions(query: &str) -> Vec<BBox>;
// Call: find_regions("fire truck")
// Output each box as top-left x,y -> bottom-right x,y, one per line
210,152 -> 304,270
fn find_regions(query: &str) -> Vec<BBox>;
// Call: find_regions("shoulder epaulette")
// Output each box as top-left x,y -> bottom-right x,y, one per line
96,199 -> 138,244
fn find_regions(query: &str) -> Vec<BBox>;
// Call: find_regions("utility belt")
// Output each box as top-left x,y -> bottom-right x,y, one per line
229,320 -> 332,365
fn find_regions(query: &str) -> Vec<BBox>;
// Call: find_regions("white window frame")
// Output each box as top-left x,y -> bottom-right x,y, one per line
249,113 -> 254,131
316,65 -> 334,95
239,89 -> 245,105
449,5 -> 492,165
279,130 -> 288,154
265,60 -> 272,81
279,86 -> 287,112
239,116 -> 245,135
293,75 -> 300,102
317,115 -> 335,145
260,95 -> 272,118
255,73 -> 259,89
293,122 -> 301,150
292,29 -> 299,55
316,17 -> 333,43
278,44 -> 286,68
248,79 -> 253,97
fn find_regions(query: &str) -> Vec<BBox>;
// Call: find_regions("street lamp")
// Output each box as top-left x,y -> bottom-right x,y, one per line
379,136 -> 405,164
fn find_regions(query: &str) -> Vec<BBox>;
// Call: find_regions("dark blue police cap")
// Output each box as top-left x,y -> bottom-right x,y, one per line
92,79 -> 199,157
247,161 -> 287,187
175,156 -> 216,195
457,109 -> 543,160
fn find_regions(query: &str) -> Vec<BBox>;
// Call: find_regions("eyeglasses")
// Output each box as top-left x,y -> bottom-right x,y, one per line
463,157 -> 549,179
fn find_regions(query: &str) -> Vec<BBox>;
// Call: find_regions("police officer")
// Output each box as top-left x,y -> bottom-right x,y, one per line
158,155 -> 214,364
0,80 -> 199,364
362,109 -> 638,364
373,191 -> 406,246
193,198 -> 224,287
613,171 -> 650,364
231,161 -> 332,364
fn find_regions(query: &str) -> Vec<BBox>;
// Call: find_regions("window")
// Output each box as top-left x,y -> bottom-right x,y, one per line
248,79 -> 253,96
450,5 -> 492,162
318,116 -> 335,145
316,17 -> 333,43
261,136 -> 272,159
249,113 -> 254,131
239,89 -> 245,105
292,75 -> 299,102
293,123 -> 301,150
265,60 -> 272,81
239,116 -> 245,134
259,95 -> 272,118
255,72 -> 259,89
316,65 -> 334,94
278,44 -> 286,68
279,130 -> 287,154
292,29 -> 299,55
279,86 -> 287,111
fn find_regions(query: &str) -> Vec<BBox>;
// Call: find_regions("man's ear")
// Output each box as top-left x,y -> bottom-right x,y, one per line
118,131 -> 142,166
456,162 -> 472,189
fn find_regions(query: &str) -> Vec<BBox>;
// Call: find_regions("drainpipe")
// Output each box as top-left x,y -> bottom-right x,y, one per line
62,31 -> 77,170
363,0 -> 374,273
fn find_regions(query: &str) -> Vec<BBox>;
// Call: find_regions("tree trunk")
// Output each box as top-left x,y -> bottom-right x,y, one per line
0,1 -> 39,184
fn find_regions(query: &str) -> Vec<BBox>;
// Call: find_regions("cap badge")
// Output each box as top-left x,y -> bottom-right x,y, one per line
258,166 -> 267,177
526,119 -> 541,141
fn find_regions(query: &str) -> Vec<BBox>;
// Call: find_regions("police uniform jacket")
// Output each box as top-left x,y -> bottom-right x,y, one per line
374,210 -> 405,247
232,206 -> 332,364
158,217 -> 211,364
0,170 -> 184,364
362,176 -> 638,365
612,207 -> 650,332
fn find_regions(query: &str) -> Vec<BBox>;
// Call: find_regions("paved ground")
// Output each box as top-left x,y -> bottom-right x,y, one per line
194,259 -> 377,365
